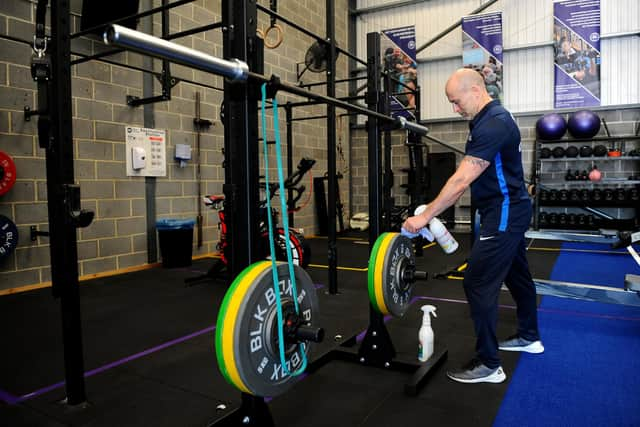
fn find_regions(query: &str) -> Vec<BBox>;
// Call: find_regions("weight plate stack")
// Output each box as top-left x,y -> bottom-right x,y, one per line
368,232 -> 415,318
215,261 -> 319,397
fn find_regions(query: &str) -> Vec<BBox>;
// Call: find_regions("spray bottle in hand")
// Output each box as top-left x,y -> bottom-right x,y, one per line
418,305 -> 437,362
414,205 -> 459,254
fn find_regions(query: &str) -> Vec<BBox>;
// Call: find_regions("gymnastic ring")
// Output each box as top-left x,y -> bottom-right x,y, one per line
257,24 -> 283,49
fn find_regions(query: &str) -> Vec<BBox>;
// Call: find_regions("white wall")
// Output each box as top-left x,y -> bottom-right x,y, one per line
354,0 -> 640,120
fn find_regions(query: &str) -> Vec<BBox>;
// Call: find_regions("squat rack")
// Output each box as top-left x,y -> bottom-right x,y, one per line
39,0 -> 432,421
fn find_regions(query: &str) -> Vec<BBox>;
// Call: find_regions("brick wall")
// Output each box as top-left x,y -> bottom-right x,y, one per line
350,107 -> 640,226
0,0 -> 349,291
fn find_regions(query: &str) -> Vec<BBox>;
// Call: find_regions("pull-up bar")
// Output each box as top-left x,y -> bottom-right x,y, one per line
104,24 -> 430,137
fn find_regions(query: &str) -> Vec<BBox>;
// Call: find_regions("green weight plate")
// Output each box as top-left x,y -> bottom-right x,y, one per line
216,261 -> 319,397
368,232 -> 393,314
368,233 -> 415,317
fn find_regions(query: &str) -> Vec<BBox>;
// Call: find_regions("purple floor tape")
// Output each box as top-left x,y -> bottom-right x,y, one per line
9,325 -> 216,404
0,388 -> 20,405
8,285 -> 638,405
8,284 -> 329,405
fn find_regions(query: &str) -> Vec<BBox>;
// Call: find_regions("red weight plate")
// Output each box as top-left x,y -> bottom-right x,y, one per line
0,151 -> 17,196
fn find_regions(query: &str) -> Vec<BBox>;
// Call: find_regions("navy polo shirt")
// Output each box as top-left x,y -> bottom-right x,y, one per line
465,100 -> 531,233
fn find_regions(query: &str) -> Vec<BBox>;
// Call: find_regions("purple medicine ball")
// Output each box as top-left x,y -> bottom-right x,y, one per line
567,110 -> 601,139
536,113 -> 567,140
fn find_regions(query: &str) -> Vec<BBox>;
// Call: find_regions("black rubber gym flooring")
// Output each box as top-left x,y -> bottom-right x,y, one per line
0,231 -> 559,427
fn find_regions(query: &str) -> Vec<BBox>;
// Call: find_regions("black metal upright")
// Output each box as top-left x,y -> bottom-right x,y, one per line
49,0 -> 87,405
366,34 -> 382,250
326,0 -> 338,294
363,31 -> 397,356
382,69 -> 393,231
214,0 -> 271,425
221,0 -> 260,277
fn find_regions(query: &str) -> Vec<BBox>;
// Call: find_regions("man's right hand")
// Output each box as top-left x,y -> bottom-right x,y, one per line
402,214 -> 429,234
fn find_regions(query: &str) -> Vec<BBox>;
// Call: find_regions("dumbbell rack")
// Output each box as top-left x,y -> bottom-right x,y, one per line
533,134 -> 640,231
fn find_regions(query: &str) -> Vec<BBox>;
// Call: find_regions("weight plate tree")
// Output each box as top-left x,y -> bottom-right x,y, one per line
368,233 -> 417,317
215,261 -> 320,397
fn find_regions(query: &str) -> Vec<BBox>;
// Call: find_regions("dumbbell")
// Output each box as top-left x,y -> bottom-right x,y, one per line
569,189 -> 580,203
548,213 -> 558,226
579,189 -> 590,203
538,212 -> 548,227
549,189 -> 559,202
565,169 -> 575,181
604,188 -> 614,202
559,189 -> 570,202
587,214 -> 596,228
615,188 -> 626,203
580,170 -> 589,181
567,213 -> 577,227
592,188 -> 603,202
577,213 -> 587,227
628,187 -> 639,202
539,189 -> 549,203
558,213 -> 568,227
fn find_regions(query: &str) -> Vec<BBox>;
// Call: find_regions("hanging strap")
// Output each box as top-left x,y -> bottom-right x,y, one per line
260,83 -> 307,376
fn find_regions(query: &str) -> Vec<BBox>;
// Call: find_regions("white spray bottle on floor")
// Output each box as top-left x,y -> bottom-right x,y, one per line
418,305 -> 437,362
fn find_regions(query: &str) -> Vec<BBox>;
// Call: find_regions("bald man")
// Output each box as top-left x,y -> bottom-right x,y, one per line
403,68 -> 543,384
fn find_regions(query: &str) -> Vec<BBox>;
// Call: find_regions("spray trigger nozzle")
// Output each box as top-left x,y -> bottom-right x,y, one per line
421,305 -> 437,317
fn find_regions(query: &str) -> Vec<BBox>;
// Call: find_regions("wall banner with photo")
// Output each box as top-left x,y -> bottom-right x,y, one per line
381,26 -> 417,121
553,0 -> 601,109
461,12 -> 503,102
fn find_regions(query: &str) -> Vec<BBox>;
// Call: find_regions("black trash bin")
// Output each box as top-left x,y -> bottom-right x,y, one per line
156,218 -> 195,268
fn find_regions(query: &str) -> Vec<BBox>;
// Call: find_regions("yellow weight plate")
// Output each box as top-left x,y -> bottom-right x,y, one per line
369,233 -> 396,315
216,261 -> 320,397
369,233 -> 416,317
216,261 -> 271,393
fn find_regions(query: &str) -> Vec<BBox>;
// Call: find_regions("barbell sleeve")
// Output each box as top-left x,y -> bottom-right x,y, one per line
294,325 -> 325,343
396,116 -> 429,137
103,24 -> 249,81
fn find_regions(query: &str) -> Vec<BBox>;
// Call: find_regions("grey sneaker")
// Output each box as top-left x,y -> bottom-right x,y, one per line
446,358 -> 506,384
499,335 -> 545,353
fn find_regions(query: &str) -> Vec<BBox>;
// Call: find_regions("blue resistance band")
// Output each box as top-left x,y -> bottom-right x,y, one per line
260,83 -> 307,376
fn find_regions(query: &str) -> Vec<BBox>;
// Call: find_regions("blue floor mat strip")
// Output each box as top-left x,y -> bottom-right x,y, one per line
494,242 -> 640,427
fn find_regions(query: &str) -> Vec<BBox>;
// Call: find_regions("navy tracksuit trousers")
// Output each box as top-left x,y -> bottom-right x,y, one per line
463,230 -> 540,369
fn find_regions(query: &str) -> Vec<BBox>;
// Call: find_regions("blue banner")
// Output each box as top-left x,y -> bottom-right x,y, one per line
381,26 -> 417,120
462,12 -> 503,102
554,0 -> 601,109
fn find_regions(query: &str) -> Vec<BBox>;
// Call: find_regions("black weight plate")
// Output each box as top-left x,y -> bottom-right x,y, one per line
215,261 -> 319,397
0,215 -> 18,260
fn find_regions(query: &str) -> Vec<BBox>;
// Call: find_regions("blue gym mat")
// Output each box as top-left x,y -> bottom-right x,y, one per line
494,242 -> 640,427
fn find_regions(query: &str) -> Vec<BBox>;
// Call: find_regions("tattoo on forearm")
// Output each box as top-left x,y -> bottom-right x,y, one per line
463,156 -> 490,168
